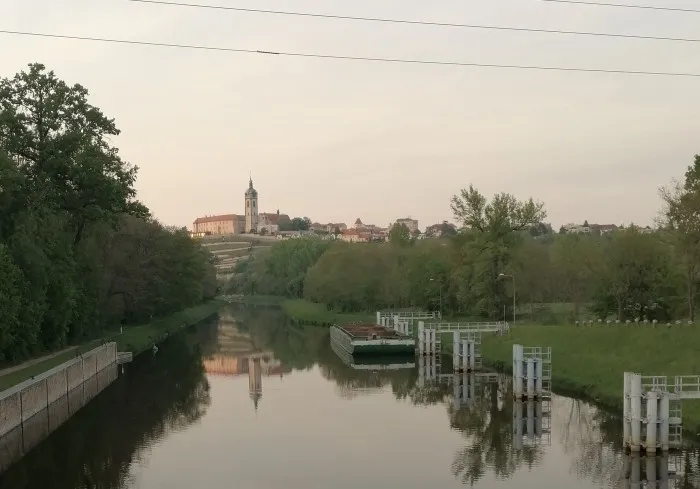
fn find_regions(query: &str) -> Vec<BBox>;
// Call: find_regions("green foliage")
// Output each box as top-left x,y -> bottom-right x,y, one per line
234,171 -> 700,323
229,238 -> 331,297
388,222 -> 411,246
0,63 -> 216,363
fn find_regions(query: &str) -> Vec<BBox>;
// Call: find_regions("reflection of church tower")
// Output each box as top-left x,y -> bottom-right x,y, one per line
248,357 -> 262,411
245,176 -> 259,233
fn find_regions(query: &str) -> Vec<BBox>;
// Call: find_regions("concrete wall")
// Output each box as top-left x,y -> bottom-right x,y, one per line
0,343 -> 117,441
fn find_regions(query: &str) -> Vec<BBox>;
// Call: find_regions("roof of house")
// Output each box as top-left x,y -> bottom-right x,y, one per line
260,212 -> 287,225
194,214 -> 243,224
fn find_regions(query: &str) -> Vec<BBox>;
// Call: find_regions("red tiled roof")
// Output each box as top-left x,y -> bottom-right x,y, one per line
194,214 -> 243,224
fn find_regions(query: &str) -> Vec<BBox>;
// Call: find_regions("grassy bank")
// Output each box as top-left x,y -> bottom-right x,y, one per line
281,299 -> 374,326
481,324 -> 700,434
225,295 -> 286,306
0,340 -> 106,391
0,300 -> 226,392
116,300 -> 227,355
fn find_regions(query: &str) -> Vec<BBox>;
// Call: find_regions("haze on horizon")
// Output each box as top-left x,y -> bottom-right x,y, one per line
2,0 -> 699,230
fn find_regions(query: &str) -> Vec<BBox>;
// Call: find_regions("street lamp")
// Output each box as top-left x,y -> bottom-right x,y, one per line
429,278 -> 443,318
498,273 -> 516,325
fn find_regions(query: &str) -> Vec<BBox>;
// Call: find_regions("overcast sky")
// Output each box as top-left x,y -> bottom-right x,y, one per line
2,0 -> 699,229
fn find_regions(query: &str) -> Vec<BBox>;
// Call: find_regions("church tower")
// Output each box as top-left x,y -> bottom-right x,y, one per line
245,176 -> 259,233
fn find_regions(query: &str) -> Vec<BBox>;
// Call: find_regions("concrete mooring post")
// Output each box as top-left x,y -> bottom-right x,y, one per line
418,322 -> 425,356
513,344 -> 524,399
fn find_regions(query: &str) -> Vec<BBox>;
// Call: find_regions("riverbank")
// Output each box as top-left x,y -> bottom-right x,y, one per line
281,299 -> 375,326
116,300 -> 227,356
0,300 -> 226,391
480,324 -> 700,434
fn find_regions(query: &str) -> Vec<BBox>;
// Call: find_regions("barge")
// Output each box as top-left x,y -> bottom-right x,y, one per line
330,340 -> 415,370
330,323 -> 415,355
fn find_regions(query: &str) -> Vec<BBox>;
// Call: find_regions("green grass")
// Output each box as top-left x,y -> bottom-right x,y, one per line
481,324 -> 700,433
281,299 -> 375,326
226,295 -> 286,306
115,300 -> 227,355
0,300 -> 226,392
0,340 -> 105,391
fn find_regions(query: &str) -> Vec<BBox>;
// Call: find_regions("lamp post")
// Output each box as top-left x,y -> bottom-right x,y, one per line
429,278 -> 443,318
498,273 -> 516,325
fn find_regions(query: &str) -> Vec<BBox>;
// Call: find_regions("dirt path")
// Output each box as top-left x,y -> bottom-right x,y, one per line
0,346 -> 77,378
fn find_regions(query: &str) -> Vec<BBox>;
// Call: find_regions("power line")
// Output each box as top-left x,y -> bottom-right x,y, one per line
1,29 -> 699,78
127,0 -> 700,43
540,0 -> 700,14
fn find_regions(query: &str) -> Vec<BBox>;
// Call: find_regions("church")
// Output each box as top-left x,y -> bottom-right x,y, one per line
192,178 -> 288,235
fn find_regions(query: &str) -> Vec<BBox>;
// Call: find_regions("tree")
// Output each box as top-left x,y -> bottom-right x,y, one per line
0,63 -> 146,246
592,229 -> 674,321
389,223 -> 411,246
660,154 -> 700,320
550,234 -> 601,317
0,64 -> 216,361
290,217 -> 310,231
450,185 -> 546,319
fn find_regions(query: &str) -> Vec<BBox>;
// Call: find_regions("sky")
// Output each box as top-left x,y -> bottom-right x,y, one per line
2,0 -> 700,231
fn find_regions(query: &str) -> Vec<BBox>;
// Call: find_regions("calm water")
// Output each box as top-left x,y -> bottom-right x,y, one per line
2,306 -> 700,489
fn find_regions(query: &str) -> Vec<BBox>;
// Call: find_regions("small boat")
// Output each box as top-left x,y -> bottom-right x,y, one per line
330,323 -> 415,356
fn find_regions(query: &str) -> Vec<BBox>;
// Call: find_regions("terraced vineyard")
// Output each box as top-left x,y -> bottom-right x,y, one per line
199,234 -> 276,278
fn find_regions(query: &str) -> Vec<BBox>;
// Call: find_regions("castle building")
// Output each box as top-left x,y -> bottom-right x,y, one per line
192,177 -> 289,235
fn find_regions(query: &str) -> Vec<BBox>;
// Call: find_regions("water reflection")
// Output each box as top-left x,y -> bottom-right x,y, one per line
2,306 -> 700,489
0,318 -> 216,489
234,305 -> 700,489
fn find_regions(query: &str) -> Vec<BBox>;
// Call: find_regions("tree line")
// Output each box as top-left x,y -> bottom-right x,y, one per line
0,63 -> 216,363
231,156 -> 700,324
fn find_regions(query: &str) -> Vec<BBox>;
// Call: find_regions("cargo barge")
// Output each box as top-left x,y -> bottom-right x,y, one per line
330,340 -> 415,370
330,323 -> 415,355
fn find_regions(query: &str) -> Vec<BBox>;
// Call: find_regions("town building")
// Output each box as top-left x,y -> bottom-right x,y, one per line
192,177 -> 290,235
391,218 -> 419,233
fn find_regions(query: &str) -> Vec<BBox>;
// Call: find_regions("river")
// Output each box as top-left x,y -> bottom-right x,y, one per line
1,305 -> 699,488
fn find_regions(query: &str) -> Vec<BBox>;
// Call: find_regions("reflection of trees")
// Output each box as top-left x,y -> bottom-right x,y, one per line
232,305 -> 322,372
0,330 -> 211,489
450,378 -> 543,486
554,398 -> 623,486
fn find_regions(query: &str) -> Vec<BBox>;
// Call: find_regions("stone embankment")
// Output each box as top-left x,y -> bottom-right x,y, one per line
0,343 -> 118,473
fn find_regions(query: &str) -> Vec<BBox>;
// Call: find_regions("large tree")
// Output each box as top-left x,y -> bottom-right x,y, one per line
660,154 -> 700,320
0,63 -> 146,245
450,185 -> 546,319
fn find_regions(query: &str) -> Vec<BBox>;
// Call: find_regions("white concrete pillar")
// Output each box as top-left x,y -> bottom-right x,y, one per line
417,356 -> 425,387
453,332 -> 460,370
526,358 -> 535,398
659,393 -> 670,451
630,373 -> 642,452
535,359 -> 543,396
526,400 -> 535,440
418,322 -> 425,356
468,342 -> 476,370
468,373 -> 475,401
646,390 -> 658,452
535,400 -> 543,437
462,341 -> 470,372
376,311 -> 380,325
513,344 -> 523,399
453,374 -> 461,407
623,372 -> 631,446
429,329 -> 435,355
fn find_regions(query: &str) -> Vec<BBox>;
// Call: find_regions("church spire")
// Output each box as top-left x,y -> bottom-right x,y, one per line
249,172 -> 253,188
